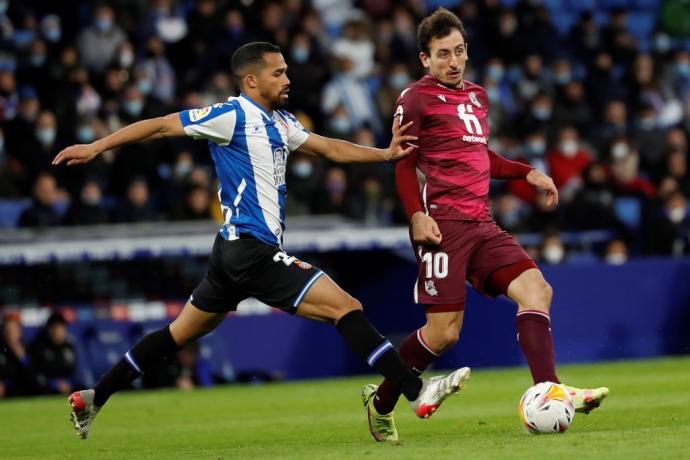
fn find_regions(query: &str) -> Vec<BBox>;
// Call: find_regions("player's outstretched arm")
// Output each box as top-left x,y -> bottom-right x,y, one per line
52,113 -> 185,166
526,169 -> 559,208
297,119 -> 417,163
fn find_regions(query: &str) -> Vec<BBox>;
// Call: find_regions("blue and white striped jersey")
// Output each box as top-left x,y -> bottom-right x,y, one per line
179,93 -> 310,247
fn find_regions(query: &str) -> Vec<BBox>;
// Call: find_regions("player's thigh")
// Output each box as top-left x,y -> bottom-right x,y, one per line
467,221 -> 536,297
169,301 -> 227,345
413,220 -> 477,306
296,274 -> 362,323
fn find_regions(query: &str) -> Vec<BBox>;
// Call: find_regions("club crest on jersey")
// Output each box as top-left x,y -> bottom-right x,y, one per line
469,91 -> 482,108
424,280 -> 438,296
189,106 -> 212,122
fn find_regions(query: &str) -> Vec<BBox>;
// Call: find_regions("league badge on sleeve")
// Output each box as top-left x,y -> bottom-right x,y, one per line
189,106 -> 212,122
469,91 -> 482,108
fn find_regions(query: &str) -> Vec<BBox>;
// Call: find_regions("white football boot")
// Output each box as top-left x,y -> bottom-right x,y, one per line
409,367 -> 471,418
68,389 -> 100,439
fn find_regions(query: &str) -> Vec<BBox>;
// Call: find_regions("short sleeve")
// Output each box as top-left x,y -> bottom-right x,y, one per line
278,110 -> 310,151
394,87 -> 422,144
179,103 -> 237,145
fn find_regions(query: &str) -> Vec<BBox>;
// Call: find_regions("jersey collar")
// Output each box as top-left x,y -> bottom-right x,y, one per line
423,74 -> 465,91
240,92 -> 274,120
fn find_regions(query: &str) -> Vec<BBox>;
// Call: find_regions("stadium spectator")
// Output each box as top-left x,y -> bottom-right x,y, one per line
77,4 -> 126,74
112,177 -> 158,223
546,126 -> 592,201
0,313 -> 42,397
312,166 -> 359,218
170,186 -> 212,221
64,179 -> 109,226
28,312 -> 76,395
604,239 -> 629,265
540,231 -> 567,265
17,172 -> 64,228
647,190 -> 690,256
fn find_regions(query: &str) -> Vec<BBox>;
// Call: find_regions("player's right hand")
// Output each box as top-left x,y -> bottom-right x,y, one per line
410,212 -> 442,245
52,143 -> 101,166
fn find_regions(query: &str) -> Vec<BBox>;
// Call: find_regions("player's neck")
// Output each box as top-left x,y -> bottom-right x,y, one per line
240,92 -> 274,116
427,74 -> 465,90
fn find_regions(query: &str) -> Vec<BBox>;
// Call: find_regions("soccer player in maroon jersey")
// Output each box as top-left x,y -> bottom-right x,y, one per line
361,8 -> 609,442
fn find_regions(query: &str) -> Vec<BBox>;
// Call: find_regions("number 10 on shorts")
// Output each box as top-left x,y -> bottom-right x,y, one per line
421,251 -> 448,279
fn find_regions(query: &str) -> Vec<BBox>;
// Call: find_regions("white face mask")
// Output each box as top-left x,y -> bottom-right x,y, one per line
668,207 -> 687,223
543,245 -> 565,264
559,140 -> 578,157
605,253 -> 627,265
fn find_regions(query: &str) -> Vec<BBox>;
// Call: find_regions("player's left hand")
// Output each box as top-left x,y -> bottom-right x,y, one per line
385,118 -> 417,160
526,169 -> 558,208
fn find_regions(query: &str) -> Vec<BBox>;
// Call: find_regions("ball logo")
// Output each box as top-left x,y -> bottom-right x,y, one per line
189,106 -> 212,122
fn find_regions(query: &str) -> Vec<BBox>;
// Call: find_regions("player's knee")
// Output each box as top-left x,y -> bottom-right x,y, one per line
322,295 -> 362,322
439,328 -> 460,350
527,280 -> 553,310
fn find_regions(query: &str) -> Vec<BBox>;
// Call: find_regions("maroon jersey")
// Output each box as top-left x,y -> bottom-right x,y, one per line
396,75 -> 493,221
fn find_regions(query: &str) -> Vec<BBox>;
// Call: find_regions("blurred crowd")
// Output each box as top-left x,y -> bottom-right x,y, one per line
0,0 -> 689,260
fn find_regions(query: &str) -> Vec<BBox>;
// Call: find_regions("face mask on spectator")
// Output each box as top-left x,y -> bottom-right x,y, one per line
605,253 -> 627,265
44,27 -> 61,43
95,16 -> 113,33
543,245 -> 564,264
77,125 -> 95,143
174,161 -> 193,178
611,142 -> 629,160
329,116 -> 352,134
325,179 -> 346,194
487,65 -> 504,81
30,53 -> 46,67
292,160 -> 313,178
638,117 -> 656,130
654,34 -> 671,53
291,46 -> 309,64
119,49 -> 135,68
554,71 -> 571,85
0,0 -> 8,14
675,62 -> 690,78
501,208 -> 521,228
0,137 -> 4,152
82,191 -> 101,206
526,140 -> 546,156
137,79 -> 153,95
486,87 -> 500,103
389,72 -> 410,90
36,127 -> 56,146
559,140 -> 578,157
532,106 -> 551,121
668,206 -> 687,223
123,99 -> 144,117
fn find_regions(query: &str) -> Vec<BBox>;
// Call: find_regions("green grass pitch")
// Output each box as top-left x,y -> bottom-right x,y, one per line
3,357 -> 690,459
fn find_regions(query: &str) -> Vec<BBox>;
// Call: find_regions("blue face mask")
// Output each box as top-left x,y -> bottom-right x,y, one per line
532,107 -> 552,121
487,65 -> 504,81
30,54 -> 46,67
486,87 -> 500,102
676,62 -> 690,78
329,116 -> 352,134
123,99 -> 144,117
95,17 -> 113,33
36,128 -> 56,146
389,72 -> 410,90
0,0 -> 8,15
291,46 -> 309,64
77,126 -> 95,143
554,72 -> 571,85
44,27 -> 61,43
526,140 -> 546,156
137,79 -> 153,95
655,34 -> 671,53
292,160 -> 313,178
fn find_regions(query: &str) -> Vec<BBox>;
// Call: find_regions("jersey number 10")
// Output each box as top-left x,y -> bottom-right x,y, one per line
421,251 -> 449,279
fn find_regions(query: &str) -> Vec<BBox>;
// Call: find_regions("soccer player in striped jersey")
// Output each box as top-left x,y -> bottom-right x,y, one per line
54,42 -> 470,441
360,9 -> 609,442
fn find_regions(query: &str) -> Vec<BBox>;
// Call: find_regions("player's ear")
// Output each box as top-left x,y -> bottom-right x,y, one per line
419,52 -> 429,69
245,73 -> 257,89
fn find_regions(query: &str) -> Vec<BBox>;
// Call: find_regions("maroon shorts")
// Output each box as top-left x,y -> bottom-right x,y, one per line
412,220 -> 536,309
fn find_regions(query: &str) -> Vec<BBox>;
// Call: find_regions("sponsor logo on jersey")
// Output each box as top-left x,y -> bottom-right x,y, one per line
189,106 -> 212,122
424,280 -> 438,296
462,134 -> 487,144
296,260 -> 313,270
469,91 -> 482,108
437,94 -> 447,103
273,147 -> 287,186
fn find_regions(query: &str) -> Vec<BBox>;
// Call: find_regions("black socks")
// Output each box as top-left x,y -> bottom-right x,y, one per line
93,326 -> 181,407
336,310 -> 422,401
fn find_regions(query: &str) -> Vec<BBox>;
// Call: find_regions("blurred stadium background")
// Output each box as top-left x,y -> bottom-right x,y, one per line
1,0 -> 689,402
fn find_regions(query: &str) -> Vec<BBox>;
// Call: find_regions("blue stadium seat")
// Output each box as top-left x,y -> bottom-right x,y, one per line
614,197 -> 642,229
543,0 -> 562,11
0,199 -> 29,228
567,0 -> 598,12
81,323 -> 138,382
424,0 -> 462,9
632,0 -> 661,11
601,0 -> 630,9
552,12 -> 578,35
628,12 -> 657,41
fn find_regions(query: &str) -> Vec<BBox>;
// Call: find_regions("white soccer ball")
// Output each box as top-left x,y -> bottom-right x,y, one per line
518,382 -> 575,434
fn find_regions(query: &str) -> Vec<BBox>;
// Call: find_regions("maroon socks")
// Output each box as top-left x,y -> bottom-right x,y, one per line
516,310 -> 559,384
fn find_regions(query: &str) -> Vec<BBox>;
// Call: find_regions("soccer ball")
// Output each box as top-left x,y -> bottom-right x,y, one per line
518,382 -> 574,434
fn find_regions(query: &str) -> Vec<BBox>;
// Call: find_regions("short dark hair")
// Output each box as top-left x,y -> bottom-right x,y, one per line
417,7 -> 468,55
231,42 -> 282,85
